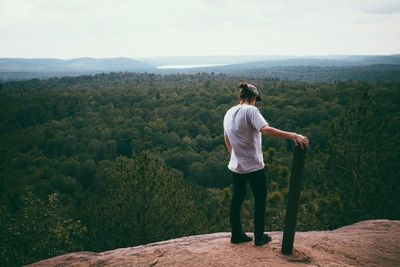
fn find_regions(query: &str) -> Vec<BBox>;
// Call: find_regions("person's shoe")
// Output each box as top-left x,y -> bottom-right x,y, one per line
254,234 -> 272,246
230,232 -> 253,244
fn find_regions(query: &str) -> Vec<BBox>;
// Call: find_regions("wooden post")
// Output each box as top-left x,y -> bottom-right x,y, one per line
281,143 -> 306,255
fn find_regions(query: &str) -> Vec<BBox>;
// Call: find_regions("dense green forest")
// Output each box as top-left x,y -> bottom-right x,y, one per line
0,72 -> 399,265
2,63 -> 400,82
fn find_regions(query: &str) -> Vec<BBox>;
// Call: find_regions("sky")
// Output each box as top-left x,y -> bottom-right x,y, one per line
0,0 -> 399,58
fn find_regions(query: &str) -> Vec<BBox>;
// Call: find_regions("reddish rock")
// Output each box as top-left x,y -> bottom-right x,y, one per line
28,220 -> 400,267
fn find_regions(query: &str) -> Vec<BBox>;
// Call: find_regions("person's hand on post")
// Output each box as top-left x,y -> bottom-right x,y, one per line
292,133 -> 309,149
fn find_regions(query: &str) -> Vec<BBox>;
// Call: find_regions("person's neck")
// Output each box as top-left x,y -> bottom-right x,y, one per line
239,100 -> 255,106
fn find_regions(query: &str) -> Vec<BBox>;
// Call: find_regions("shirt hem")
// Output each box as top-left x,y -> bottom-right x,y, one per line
228,165 -> 265,174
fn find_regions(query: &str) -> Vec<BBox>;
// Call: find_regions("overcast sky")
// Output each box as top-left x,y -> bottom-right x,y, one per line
0,0 -> 399,58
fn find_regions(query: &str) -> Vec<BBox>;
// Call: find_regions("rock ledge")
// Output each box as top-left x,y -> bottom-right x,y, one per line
29,220 -> 400,267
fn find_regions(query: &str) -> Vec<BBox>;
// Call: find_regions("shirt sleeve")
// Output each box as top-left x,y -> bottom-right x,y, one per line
223,113 -> 228,136
248,107 -> 269,131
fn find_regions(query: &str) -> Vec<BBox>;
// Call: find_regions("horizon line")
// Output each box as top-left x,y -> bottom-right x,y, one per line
1,53 -> 400,60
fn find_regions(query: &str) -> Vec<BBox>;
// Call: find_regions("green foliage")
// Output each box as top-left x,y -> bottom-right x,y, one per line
80,153 -> 210,251
0,188 -> 87,266
0,73 -> 399,264
315,87 -> 400,223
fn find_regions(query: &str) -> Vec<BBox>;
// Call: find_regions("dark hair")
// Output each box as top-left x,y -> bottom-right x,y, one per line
239,82 -> 256,101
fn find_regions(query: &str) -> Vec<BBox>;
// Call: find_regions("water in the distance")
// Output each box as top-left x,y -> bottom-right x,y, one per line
157,64 -> 227,69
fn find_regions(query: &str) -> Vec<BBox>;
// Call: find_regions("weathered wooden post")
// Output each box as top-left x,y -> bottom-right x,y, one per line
281,142 -> 307,255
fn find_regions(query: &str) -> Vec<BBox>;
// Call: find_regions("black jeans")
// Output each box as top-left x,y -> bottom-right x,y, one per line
230,168 -> 267,237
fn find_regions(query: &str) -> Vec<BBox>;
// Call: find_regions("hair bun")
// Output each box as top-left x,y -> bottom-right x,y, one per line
239,82 -> 248,89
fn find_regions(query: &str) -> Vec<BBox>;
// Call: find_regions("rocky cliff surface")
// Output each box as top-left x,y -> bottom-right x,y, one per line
29,220 -> 400,267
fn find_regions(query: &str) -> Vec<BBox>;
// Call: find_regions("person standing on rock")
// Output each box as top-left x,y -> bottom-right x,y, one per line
223,82 -> 309,246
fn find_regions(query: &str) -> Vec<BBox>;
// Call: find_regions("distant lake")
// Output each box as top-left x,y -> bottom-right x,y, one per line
157,64 -> 227,69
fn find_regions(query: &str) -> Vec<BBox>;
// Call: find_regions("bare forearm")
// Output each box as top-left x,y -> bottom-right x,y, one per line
261,125 -> 309,148
261,126 -> 295,140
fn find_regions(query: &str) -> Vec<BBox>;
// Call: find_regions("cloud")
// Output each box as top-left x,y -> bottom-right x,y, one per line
351,0 -> 400,14
0,0 -> 399,57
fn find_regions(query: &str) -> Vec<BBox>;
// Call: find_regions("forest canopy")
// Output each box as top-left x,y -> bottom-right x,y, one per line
0,72 -> 399,266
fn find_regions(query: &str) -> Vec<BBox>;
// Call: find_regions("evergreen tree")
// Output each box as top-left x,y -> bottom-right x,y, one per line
81,153 -> 210,251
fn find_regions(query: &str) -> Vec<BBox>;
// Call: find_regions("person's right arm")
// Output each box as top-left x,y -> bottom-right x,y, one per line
224,135 -> 232,154
261,125 -> 309,149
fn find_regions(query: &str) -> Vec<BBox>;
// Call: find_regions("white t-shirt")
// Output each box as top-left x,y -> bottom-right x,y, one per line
223,104 -> 269,174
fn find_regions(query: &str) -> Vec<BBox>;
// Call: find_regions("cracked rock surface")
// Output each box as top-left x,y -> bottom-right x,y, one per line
28,220 -> 400,267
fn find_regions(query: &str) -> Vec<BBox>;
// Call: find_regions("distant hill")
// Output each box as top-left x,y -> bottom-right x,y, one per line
139,55 -> 279,66
0,57 -> 155,80
207,64 -> 400,82
173,55 -> 400,71
151,54 -> 400,82
1,55 -> 400,81
28,220 -> 400,267
144,54 -> 400,67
